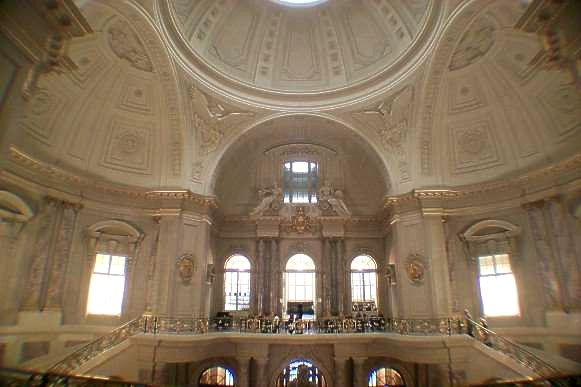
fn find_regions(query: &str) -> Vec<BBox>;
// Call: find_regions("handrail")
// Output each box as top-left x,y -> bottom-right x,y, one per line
48,316 -> 145,374
142,315 -> 465,336
465,317 -> 561,378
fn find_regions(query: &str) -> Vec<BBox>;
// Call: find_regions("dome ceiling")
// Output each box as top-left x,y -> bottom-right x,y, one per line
158,0 -> 440,108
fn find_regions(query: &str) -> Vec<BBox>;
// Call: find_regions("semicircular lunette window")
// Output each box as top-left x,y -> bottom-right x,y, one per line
368,367 -> 405,387
199,366 -> 235,387
277,359 -> 327,387
271,0 -> 328,7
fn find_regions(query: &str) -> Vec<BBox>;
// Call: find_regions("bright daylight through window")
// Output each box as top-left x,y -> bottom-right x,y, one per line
272,0 -> 328,7
283,161 -> 318,204
86,253 -> 126,316
478,254 -> 520,317
224,254 -> 251,311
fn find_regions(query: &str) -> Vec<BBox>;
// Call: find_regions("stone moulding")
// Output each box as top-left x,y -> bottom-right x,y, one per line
384,153 -> 581,209
8,146 -> 217,208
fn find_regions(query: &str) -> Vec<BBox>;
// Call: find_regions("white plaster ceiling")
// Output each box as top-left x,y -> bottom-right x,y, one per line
2,0 -> 580,199
158,0 -> 440,109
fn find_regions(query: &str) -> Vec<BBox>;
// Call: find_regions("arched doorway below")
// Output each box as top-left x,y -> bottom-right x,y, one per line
199,366 -> 235,387
276,359 -> 327,387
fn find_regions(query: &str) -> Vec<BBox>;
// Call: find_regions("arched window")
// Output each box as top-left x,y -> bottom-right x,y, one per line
368,367 -> 405,387
199,366 -> 235,387
284,254 -> 316,319
224,255 -> 251,311
283,161 -> 318,203
351,255 -> 378,305
276,359 -> 327,387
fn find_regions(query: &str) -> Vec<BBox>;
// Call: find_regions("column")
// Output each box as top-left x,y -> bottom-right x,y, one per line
337,238 -> 345,316
20,197 -> 59,311
237,357 -> 250,387
263,239 -> 271,315
334,357 -> 348,387
45,202 -> 81,310
257,239 -> 265,315
523,202 -> 562,309
352,357 -> 367,387
324,238 -> 332,316
253,357 -> 269,387
270,239 -> 279,315
423,211 -> 452,316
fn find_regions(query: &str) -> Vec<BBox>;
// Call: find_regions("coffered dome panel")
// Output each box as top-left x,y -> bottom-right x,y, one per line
159,0 -> 441,108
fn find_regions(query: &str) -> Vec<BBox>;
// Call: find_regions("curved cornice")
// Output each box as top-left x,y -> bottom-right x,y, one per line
154,0 -> 446,111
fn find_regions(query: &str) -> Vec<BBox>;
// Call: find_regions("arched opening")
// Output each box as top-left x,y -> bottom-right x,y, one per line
350,255 -> 378,314
284,254 -> 316,320
368,367 -> 405,387
224,255 -> 251,311
276,359 -> 327,387
199,366 -> 235,387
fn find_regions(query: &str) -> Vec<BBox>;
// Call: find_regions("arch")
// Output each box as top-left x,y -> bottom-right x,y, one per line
351,255 -> 378,271
368,366 -> 405,386
272,358 -> 331,387
207,113 -> 394,196
224,254 -> 251,311
284,254 -> 317,318
87,219 -> 143,241
286,254 -> 316,271
461,219 -> 521,242
0,191 -> 34,221
366,358 -> 414,387
198,365 -> 235,387
350,255 -> 379,307
225,254 -> 251,271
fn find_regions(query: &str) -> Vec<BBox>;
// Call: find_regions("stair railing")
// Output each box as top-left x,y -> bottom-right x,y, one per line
48,316 -> 145,374
465,317 -> 561,378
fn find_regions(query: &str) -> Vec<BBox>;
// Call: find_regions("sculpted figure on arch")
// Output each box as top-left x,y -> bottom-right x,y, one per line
250,182 -> 283,216
318,180 -> 350,216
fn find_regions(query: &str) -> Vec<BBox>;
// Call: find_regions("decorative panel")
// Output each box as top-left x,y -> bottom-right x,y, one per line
449,118 -> 504,174
209,2 -> 259,72
101,116 -> 154,174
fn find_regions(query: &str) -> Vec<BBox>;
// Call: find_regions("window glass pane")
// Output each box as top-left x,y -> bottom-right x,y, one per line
286,254 -> 316,271
109,256 -> 126,275
494,254 -> 512,274
283,161 -> 318,203
292,161 -> 309,173
478,255 -> 495,276
94,254 -> 110,274
479,274 -> 520,317
225,255 -> 251,271
351,255 -> 377,271
369,367 -> 405,386
87,271 -> 125,315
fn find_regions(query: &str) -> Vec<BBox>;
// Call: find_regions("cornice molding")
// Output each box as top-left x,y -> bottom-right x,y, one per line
8,147 -> 217,209
384,153 -> 581,209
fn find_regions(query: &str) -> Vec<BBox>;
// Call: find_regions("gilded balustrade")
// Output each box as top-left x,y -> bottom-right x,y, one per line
47,313 -> 563,380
